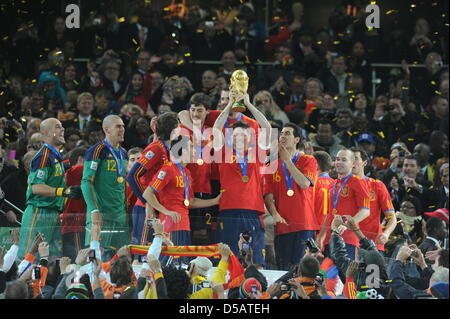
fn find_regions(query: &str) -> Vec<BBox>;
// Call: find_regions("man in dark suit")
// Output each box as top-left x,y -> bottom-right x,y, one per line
419,216 -> 448,265
62,92 -> 102,135
118,7 -> 164,54
317,55 -> 348,96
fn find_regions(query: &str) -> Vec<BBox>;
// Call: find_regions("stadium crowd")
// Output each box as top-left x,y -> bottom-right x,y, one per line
0,0 -> 449,299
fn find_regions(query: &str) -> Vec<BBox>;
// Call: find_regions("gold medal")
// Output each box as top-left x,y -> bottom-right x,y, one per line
197,158 -> 204,165
242,176 -> 249,183
332,208 -> 337,215
184,199 -> 190,207
287,189 -> 294,197
117,176 -> 124,183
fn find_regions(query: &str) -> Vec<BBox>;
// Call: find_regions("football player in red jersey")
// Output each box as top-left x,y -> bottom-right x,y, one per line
212,92 -> 272,268
143,138 -> 222,249
127,112 -> 179,248
318,148 -> 371,260
182,93 -> 215,245
312,151 -> 334,234
264,123 -> 318,270
350,147 -> 397,254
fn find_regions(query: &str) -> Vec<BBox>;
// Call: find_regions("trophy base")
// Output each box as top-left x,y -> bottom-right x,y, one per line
231,102 -> 246,113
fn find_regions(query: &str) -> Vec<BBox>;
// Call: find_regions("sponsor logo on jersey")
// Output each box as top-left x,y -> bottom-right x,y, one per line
37,169 -> 45,179
90,161 -> 98,170
145,151 -> 155,159
158,171 -> 166,180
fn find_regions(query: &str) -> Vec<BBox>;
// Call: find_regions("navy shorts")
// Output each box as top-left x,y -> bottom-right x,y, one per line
216,209 -> 265,266
274,230 -> 315,271
189,193 -> 215,231
131,205 -> 154,246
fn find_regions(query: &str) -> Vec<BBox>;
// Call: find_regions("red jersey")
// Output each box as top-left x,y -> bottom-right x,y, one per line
180,124 -> 212,194
264,154 -> 318,235
148,162 -> 194,233
217,149 -> 266,214
313,174 -> 334,231
324,174 -> 371,247
359,177 -> 395,251
132,141 -> 170,207
61,164 -> 86,234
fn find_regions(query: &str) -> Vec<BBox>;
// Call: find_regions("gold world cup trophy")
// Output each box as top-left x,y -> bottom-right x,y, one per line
230,70 -> 249,113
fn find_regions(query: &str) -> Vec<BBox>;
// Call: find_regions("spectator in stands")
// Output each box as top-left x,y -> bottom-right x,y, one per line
219,51 -> 238,76
253,90 -> 289,126
318,55 -> 348,96
310,121 -> 344,159
63,128 -> 81,153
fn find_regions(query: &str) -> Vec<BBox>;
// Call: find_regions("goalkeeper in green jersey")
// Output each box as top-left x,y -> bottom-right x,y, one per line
81,115 -> 129,259
19,118 -> 82,258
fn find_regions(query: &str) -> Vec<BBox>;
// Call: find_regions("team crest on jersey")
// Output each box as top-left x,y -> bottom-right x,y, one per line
145,151 -> 155,159
90,161 -> 98,170
37,169 -> 45,179
158,171 -> 166,180
370,190 -> 375,201
341,186 -> 349,198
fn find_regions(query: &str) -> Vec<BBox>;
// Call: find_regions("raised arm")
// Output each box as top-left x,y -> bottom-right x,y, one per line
242,94 -> 271,148
178,110 -> 193,131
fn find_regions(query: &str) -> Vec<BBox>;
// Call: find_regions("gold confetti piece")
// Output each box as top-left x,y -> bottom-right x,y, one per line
264,39 -> 269,43
163,7 -> 170,11
136,47 -> 141,52
73,80 -> 79,85
370,1 -> 376,4
408,138 -> 414,142
410,4 -> 416,8
316,41 -> 322,45
31,79 -> 37,83
177,60 -> 185,65
132,38 -> 137,45
333,41 -> 341,45
401,86 -> 409,90
435,90 -> 441,95
0,91 -> 4,96
431,81 -> 437,85
118,17 -> 126,23
280,92 -> 285,95
2,36 -> 9,40
386,10 -> 398,15
7,100 -> 13,105
184,53 -> 191,57
432,2 -> 438,6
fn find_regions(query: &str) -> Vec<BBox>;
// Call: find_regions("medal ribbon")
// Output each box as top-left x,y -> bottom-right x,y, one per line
319,173 -> 330,178
194,127 -> 205,162
332,174 -> 352,211
225,113 -> 242,148
104,138 -> 124,179
175,162 -> 189,202
161,140 -> 171,160
235,150 -> 248,181
281,152 -> 300,192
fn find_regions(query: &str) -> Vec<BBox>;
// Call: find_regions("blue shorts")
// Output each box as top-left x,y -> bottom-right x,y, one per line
131,205 -> 153,246
216,209 -> 265,266
189,193 -> 215,231
274,230 -> 315,270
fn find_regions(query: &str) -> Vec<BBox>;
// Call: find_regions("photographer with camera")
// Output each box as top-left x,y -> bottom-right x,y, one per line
329,215 -> 392,298
379,95 -> 417,147
390,244 -> 449,299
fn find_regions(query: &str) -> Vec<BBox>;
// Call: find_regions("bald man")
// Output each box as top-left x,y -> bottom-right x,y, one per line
81,115 -> 129,258
18,118 -> 82,258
